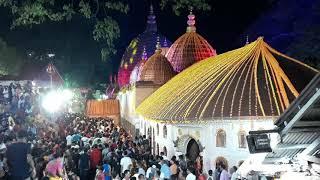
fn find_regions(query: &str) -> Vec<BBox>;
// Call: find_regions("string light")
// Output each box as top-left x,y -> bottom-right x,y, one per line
136,37 -> 319,123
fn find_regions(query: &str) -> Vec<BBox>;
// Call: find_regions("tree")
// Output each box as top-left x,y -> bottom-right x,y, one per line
0,38 -> 23,76
0,0 -> 210,61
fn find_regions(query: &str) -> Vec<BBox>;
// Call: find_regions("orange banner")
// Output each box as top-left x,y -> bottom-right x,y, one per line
86,99 -> 120,117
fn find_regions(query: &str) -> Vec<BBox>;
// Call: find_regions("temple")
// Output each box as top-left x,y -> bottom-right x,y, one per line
117,7 -> 319,172
117,5 -> 172,88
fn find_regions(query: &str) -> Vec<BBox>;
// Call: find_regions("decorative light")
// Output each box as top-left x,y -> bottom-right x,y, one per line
48,53 -> 55,58
42,89 -> 74,113
136,37 -> 319,123
42,91 -> 64,113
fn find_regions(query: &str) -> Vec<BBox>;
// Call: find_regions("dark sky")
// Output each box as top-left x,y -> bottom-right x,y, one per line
0,0 -> 276,86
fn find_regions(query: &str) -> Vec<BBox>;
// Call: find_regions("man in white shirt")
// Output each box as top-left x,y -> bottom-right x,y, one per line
146,165 -> 157,179
66,134 -> 72,146
81,136 -> 90,146
120,151 -> 132,174
186,167 -> 196,180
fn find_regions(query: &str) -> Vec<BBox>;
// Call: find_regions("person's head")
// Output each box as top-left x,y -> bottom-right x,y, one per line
98,144 -> 103,149
208,170 -> 213,176
138,174 -> 144,180
179,155 -> 184,160
123,170 -> 130,178
215,156 -> 228,170
123,150 -> 128,156
53,149 -> 63,159
160,152 -> 164,156
230,166 -> 238,174
135,167 -> 139,174
17,130 -> 28,141
171,155 -> 176,161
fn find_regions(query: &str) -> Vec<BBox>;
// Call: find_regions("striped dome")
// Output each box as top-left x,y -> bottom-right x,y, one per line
118,6 -> 171,87
137,37 -> 319,122
139,43 -> 176,85
166,11 -> 216,73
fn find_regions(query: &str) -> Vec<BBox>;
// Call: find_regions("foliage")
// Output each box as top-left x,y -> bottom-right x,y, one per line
0,38 -> 23,76
0,0 -> 211,61
63,73 -> 79,88
93,90 -> 102,99
160,0 -> 211,15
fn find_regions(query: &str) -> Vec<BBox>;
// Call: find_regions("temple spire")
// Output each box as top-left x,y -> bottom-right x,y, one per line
186,7 -> 196,32
146,3 -> 157,32
155,36 -> 162,53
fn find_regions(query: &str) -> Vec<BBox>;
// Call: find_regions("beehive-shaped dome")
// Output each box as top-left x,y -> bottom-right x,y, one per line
137,37 -> 319,122
166,11 -> 217,72
118,5 -> 171,87
139,41 -> 176,85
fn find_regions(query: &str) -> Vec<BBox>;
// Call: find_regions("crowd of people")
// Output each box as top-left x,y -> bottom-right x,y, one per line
0,82 -> 244,180
0,113 -> 244,180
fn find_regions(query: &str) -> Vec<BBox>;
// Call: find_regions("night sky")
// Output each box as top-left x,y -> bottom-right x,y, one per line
0,0 -> 276,86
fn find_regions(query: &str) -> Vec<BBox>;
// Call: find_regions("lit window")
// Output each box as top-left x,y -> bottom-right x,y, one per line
216,129 -> 226,147
238,131 -> 247,148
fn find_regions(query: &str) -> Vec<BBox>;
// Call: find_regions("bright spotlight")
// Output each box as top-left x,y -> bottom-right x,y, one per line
42,91 -> 63,113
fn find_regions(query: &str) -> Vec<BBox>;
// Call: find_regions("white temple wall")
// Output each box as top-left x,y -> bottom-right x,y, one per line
204,119 -> 275,171
118,90 -> 277,172
143,119 -> 276,172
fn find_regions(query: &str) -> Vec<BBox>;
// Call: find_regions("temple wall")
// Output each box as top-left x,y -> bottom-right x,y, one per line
137,118 -> 276,172
117,83 -> 161,133
117,86 -> 277,173
135,85 -> 160,108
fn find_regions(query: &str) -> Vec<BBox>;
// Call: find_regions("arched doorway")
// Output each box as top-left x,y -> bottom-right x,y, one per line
186,139 -> 200,162
163,146 -> 167,156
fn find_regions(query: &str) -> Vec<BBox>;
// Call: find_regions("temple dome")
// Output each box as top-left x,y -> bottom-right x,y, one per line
138,41 -> 176,85
130,47 -> 148,84
118,5 -> 171,87
137,37 -> 319,122
166,11 -> 217,72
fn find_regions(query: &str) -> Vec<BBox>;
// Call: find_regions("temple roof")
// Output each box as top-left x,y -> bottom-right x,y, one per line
130,46 -> 148,84
118,5 -> 171,87
166,11 -> 217,73
136,37 -> 319,123
138,40 -> 176,85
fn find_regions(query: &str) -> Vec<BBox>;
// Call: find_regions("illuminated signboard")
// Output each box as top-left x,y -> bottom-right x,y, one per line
247,134 -> 272,153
